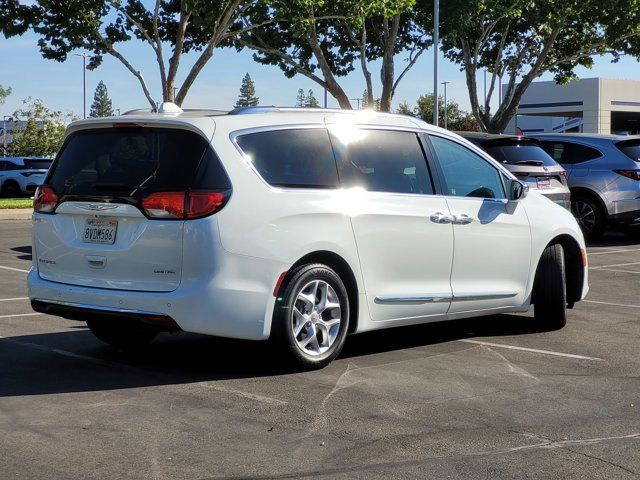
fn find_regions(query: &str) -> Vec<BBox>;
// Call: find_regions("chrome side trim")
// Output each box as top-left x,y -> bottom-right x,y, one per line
33,298 -> 164,317
374,292 -> 518,304
374,294 -> 453,304
452,292 -> 518,302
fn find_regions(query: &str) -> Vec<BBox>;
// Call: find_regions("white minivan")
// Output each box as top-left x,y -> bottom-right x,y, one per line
28,105 -> 588,369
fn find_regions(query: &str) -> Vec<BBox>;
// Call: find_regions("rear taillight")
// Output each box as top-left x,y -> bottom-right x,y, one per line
33,186 -> 58,214
560,170 -> 569,183
141,191 -> 228,219
613,169 -> 640,180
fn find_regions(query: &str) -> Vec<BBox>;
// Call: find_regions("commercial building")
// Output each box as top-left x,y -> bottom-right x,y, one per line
505,77 -> 640,135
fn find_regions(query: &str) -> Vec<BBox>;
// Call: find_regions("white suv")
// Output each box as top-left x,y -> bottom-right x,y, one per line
28,105 -> 588,369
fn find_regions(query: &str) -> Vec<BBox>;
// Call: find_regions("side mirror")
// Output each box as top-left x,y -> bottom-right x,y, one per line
508,179 -> 529,201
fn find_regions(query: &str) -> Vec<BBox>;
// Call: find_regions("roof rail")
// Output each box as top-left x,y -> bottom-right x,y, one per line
228,106 -> 354,115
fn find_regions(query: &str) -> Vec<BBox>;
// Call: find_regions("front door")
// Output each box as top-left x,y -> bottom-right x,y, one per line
427,134 -> 532,313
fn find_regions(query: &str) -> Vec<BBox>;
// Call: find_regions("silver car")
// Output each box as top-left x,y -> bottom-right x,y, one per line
458,133 -> 571,210
530,134 -> 640,239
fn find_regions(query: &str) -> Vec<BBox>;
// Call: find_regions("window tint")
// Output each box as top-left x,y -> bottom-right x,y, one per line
540,141 -> 600,164
24,159 -> 52,170
616,139 -> 640,162
0,160 -> 19,171
430,135 -> 506,199
235,129 -> 338,189
330,129 -> 433,195
47,128 -> 230,198
482,141 -> 557,167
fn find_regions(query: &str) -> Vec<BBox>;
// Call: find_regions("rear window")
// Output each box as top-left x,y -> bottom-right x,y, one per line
24,159 -> 52,170
539,141 -> 601,165
235,129 -> 339,188
616,139 -> 640,162
482,141 -> 558,167
47,127 -> 230,197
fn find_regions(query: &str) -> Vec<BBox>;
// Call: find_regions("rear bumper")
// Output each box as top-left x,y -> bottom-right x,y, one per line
27,242 -> 285,340
31,298 -> 180,329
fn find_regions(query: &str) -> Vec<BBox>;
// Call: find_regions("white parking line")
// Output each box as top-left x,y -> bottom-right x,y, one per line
459,339 -> 602,361
0,312 -> 42,319
590,268 -> 640,275
0,297 -> 28,302
584,299 -> 640,309
590,261 -> 640,269
588,248 -> 640,255
0,265 -> 29,273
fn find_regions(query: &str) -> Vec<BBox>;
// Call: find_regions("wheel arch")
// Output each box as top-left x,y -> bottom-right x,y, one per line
570,186 -> 608,216
533,234 -> 585,307
277,250 -> 360,334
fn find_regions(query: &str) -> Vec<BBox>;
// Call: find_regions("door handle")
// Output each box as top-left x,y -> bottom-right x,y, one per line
452,214 -> 474,225
430,212 -> 453,224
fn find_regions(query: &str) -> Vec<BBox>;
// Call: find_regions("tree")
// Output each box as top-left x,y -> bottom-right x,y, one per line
0,85 -> 11,104
305,89 -> 319,107
296,88 -> 307,107
235,73 -> 259,107
8,98 -> 73,157
399,93 -> 479,131
89,80 -> 114,117
238,0 -> 430,111
0,1 -> 286,108
422,0 -> 640,132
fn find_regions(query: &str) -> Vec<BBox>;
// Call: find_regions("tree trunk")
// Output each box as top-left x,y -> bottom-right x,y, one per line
379,15 -> 400,113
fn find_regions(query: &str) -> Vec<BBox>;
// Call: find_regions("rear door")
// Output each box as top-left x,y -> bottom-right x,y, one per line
427,134 -> 531,313
34,125 -> 230,292
329,127 -> 454,322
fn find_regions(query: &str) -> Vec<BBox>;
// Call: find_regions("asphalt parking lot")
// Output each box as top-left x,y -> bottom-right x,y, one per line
0,220 -> 638,479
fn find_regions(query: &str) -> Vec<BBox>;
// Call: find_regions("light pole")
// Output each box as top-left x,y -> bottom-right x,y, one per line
75,53 -> 91,118
433,0 -> 439,126
441,81 -> 450,130
2,115 -> 12,155
351,97 -> 362,110
324,88 -> 328,108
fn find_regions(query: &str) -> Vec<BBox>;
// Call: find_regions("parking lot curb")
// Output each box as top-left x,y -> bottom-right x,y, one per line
0,209 -> 33,220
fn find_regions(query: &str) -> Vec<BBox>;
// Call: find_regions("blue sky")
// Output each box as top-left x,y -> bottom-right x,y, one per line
2,31 -> 640,119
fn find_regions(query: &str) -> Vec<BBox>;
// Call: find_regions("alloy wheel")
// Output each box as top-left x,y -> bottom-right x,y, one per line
291,280 -> 342,356
572,200 -> 596,233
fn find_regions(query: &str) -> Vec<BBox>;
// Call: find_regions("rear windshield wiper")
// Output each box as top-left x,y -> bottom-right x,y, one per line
513,160 -> 544,166
92,183 -> 148,192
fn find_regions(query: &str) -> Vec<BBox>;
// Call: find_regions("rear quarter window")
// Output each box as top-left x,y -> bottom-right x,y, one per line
616,139 -> 640,162
235,128 -> 339,188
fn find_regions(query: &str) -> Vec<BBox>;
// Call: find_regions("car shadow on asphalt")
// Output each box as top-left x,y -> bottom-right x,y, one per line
9,245 -> 32,261
0,312 -> 552,398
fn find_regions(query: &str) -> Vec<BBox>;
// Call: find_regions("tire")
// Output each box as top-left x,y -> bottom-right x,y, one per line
1,181 -> 22,198
571,195 -> 606,240
86,319 -> 159,349
272,263 -> 350,370
533,244 -> 567,330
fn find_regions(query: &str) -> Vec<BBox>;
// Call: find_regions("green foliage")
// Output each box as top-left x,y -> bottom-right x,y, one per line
235,73 -> 259,108
416,0 -> 640,131
399,93 -> 479,131
296,88 -> 307,107
306,89 -> 319,107
89,80 -> 114,117
0,85 -> 11,105
8,98 -> 74,157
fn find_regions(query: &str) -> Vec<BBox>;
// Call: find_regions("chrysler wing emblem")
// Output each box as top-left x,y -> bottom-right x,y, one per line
78,203 -> 119,212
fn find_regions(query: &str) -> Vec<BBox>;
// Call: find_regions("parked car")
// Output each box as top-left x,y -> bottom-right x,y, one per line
28,105 -> 588,369
458,133 -> 571,211
528,134 -> 640,239
0,157 -> 52,197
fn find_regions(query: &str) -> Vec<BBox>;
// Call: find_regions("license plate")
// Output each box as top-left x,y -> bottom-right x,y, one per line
83,219 -> 117,245
536,177 -> 551,189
